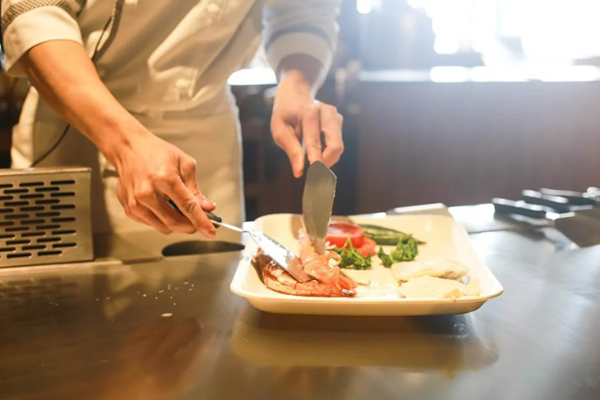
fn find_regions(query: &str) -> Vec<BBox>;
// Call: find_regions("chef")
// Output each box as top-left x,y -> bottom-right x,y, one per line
0,0 -> 344,237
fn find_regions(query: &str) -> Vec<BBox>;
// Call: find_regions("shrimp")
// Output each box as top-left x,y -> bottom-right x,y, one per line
298,230 -> 358,291
261,260 -> 355,297
252,243 -> 357,298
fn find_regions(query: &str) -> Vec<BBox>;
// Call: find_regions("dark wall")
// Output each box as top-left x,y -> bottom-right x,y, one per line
356,79 -> 600,212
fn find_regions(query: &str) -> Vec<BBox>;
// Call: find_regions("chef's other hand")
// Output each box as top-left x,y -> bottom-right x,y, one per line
271,71 -> 344,178
108,131 -> 216,236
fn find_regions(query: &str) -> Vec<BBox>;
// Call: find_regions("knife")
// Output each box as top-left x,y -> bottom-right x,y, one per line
302,161 -> 337,254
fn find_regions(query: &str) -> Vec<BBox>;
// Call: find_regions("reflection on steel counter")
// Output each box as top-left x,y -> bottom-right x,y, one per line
1,205 -> 600,400
231,305 -> 499,376
0,251 -> 237,400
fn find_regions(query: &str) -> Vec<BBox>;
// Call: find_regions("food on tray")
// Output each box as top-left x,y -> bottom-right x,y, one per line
327,221 -> 376,257
391,258 -> 469,282
376,235 -> 420,267
398,276 -> 480,299
253,230 -> 358,297
328,222 -> 421,269
358,223 -> 426,246
333,238 -> 373,270
252,220 -> 480,300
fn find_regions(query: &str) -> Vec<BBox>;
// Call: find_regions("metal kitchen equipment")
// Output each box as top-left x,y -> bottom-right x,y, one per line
522,190 -> 580,213
167,200 -> 311,282
524,189 -> 600,220
492,198 -> 600,247
0,167 -> 93,268
538,188 -> 599,206
210,217 -> 312,283
302,161 -> 337,255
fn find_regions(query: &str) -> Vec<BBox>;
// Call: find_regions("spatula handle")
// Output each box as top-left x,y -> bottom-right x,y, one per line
522,190 -> 571,212
492,198 -> 547,219
167,199 -> 222,228
539,188 -> 597,206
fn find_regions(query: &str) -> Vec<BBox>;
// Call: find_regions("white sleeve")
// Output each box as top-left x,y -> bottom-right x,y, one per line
1,0 -> 84,76
262,0 -> 341,74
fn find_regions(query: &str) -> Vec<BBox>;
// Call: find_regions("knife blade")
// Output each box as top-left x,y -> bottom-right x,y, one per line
302,161 -> 337,254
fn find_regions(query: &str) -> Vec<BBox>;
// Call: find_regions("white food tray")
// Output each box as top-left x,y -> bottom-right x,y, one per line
230,214 -> 503,316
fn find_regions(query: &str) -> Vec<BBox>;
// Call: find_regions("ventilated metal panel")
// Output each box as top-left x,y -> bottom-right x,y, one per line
0,168 -> 93,267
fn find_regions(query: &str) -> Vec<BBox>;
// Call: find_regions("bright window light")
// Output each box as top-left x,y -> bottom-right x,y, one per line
357,0 -> 373,15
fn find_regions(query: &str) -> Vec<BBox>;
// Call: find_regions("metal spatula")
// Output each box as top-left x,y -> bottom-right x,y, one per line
302,161 -> 337,254
212,217 -> 312,282
167,200 -> 311,282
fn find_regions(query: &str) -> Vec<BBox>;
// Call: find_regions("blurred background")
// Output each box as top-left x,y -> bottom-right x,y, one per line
2,0 -> 600,220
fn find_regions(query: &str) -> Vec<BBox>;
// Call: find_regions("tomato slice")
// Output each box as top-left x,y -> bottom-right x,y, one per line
356,237 -> 377,257
326,221 -> 364,248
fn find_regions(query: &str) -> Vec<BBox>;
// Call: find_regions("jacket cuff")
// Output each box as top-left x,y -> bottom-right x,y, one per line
265,32 -> 333,75
3,6 -> 83,76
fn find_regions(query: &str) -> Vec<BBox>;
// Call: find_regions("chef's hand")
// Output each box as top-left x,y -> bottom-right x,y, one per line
271,70 -> 344,178
19,42 -> 216,236
107,131 -> 217,236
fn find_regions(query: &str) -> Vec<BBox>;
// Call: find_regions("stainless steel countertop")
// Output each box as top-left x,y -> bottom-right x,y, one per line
1,205 -> 599,400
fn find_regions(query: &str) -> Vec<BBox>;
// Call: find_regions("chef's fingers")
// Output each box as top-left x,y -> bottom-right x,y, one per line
117,179 -> 171,233
160,178 -> 216,237
178,156 -> 215,211
134,180 -> 196,234
133,205 -> 175,235
320,104 -> 344,167
271,117 -> 305,178
301,102 -> 324,165
116,180 -> 132,217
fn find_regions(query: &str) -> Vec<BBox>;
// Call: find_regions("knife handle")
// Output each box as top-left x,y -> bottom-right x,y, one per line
522,190 -> 572,212
538,188 -> 597,206
492,198 -> 547,219
167,199 -> 222,228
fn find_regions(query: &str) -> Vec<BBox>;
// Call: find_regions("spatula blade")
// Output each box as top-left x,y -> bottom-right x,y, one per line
249,231 -> 312,282
302,161 -> 337,254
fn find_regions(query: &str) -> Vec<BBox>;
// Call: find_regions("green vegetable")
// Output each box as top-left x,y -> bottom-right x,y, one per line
391,235 -> 419,262
378,235 -> 420,268
333,227 -> 421,270
333,238 -> 372,270
378,247 -> 394,268
358,224 -> 426,246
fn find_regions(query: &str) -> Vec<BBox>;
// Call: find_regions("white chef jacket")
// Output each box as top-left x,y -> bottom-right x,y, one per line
0,0 -> 340,233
